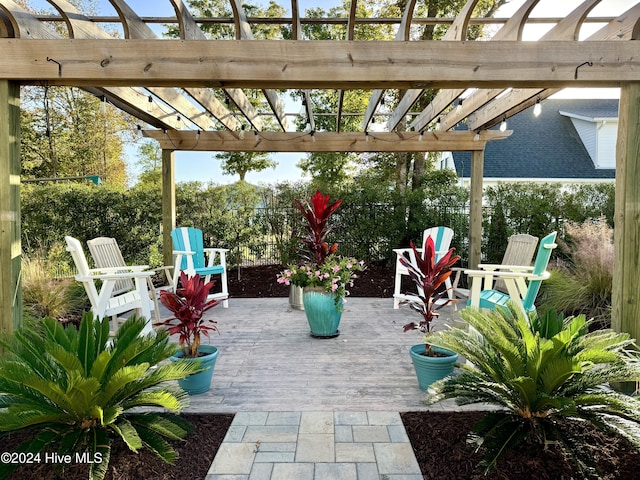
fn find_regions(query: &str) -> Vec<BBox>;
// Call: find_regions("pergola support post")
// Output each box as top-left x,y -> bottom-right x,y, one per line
0,80 -> 22,334
162,149 -> 176,269
612,82 -> 640,339
468,149 -> 484,270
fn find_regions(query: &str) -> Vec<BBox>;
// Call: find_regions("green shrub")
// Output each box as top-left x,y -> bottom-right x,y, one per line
428,306 -> 640,478
540,216 -> 613,327
0,314 -> 201,480
22,252 -> 87,319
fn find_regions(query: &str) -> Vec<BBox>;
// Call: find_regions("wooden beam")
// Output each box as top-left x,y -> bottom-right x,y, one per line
143,129 -> 511,152
410,0 -> 540,133
0,80 -> 21,334
162,148 -> 175,269
169,0 -> 261,130
362,0 -> 417,131
386,0 -> 478,131
3,40 -> 638,89
612,82 -> 640,340
466,2 -> 640,131
468,149 -> 484,270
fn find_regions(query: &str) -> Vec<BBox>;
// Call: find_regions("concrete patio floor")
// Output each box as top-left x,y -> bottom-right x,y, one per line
177,297 -> 468,413
159,297 -> 477,479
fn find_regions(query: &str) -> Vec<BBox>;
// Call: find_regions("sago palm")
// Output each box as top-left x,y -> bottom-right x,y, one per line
0,313 -> 202,480
427,305 -> 640,478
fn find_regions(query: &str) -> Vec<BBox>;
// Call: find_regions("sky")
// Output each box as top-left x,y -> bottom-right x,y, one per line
27,0 -> 628,185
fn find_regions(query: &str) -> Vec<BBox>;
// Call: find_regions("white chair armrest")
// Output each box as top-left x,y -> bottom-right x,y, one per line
80,270 -> 155,281
87,265 -> 150,274
464,269 -> 547,280
173,249 -> 196,256
203,248 -> 228,268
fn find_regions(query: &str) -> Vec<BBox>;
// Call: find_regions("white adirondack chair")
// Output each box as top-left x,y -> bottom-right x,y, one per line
392,226 -> 455,309
87,236 -> 167,324
451,233 -> 539,299
65,235 -> 154,335
466,231 -> 558,316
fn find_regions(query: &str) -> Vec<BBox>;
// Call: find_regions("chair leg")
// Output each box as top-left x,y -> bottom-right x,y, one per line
220,269 -> 229,308
393,272 -> 402,309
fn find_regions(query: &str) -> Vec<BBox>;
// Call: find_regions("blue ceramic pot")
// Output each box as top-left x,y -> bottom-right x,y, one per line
409,344 -> 458,391
302,287 -> 343,338
170,344 -> 219,395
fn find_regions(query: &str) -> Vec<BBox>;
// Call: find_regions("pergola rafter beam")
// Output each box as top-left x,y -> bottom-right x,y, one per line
229,0 -> 288,131
409,0 -> 539,134
467,2 -> 640,132
363,0 -> 416,131
4,39 -> 638,88
385,0 -> 477,132
336,0 -> 359,132
143,129 -> 511,152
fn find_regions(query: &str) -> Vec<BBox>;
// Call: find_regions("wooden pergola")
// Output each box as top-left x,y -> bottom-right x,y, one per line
1,0 -> 639,338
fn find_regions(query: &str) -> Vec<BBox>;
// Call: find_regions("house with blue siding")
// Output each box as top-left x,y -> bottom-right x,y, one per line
442,99 -> 618,187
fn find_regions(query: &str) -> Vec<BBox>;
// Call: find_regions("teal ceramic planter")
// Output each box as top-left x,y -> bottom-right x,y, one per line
302,287 -> 342,338
171,344 -> 219,395
409,344 -> 458,391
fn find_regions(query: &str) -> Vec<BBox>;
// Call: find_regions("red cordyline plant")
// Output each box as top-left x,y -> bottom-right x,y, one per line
399,236 -> 460,356
155,272 -> 219,358
295,190 -> 341,265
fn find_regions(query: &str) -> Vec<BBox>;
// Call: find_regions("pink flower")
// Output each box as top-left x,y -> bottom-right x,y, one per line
346,263 -> 352,269
332,265 -> 340,273
323,272 -> 330,279
331,284 -> 339,292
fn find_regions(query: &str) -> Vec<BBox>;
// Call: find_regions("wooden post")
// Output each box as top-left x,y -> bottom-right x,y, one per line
162,149 -> 176,269
468,149 -> 484,269
612,83 -> 640,339
0,80 -> 22,334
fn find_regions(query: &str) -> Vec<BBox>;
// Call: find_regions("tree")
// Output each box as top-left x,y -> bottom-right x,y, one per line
20,85 -> 133,188
215,151 -> 276,182
299,0 -> 507,190
134,140 -> 163,187
18,0 -> 132,188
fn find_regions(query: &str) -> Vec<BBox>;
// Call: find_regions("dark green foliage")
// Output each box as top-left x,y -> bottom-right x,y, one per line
428,305 -> 640,478
0,313 -> 200,480
20,180 -> 614,270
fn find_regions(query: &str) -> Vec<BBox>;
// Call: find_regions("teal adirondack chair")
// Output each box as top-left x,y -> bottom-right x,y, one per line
393,226 -> 455,309
466,231 -> 557,315
170,227 -> 229,308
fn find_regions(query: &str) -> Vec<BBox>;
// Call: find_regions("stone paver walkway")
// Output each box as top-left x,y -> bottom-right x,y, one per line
206,411 -> 422,480
157,297 -> 474,479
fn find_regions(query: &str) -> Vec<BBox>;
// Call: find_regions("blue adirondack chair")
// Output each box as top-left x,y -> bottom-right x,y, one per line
170,227 -> 229,307
393,226 -> 455,309
466,231 -> 558,314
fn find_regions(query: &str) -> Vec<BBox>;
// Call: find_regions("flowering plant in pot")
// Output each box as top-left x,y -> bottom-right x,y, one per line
399,236 -> 460,390
155,272 -> 220,394
277,255 -> 365,309
277,190 -> 364,336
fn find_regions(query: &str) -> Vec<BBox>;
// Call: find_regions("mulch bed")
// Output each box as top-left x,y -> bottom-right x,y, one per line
227,262 -> 398,298
4,413 -> 233,480
7,265 -> 640,478
401,410 -> 640,479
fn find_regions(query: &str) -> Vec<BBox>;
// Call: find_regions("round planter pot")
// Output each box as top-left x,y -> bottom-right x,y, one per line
302,287 -> 343,338
289,284 -> 305,311
170,344 -> 219,395
409,344 -> 458,391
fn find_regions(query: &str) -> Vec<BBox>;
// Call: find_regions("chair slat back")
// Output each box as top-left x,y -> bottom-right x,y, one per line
494,234 -> 539,292
87,237 -> 134,295
171,227 -> 206,271
421,226 -> 454,262
522,231 -> 558,310
65,235 -> 100,307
